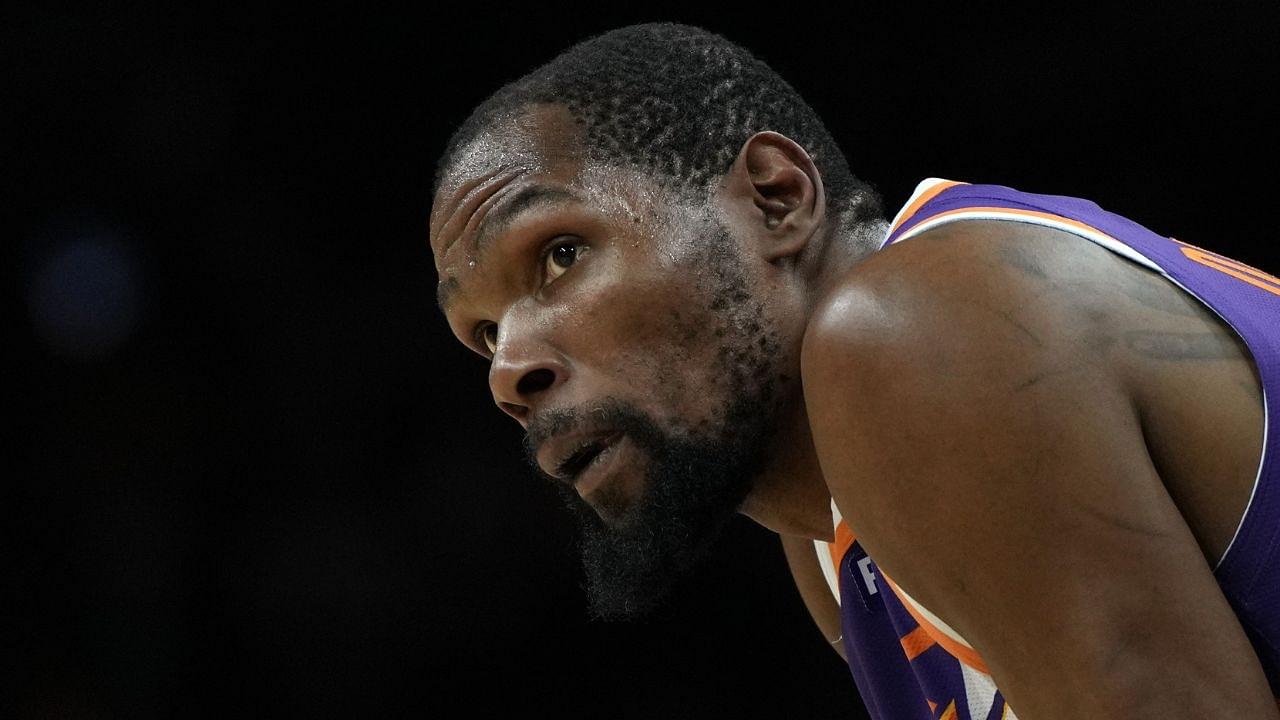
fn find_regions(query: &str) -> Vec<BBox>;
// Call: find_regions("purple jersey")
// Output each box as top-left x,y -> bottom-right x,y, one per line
814,178 -> 1280,719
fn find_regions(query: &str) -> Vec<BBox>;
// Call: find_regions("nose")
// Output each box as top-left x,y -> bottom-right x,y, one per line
488,329 -> 569,424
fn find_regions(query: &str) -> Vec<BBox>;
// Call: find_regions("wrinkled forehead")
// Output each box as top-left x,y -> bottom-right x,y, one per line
430,106 -> 696,265
431,105 -> 583,229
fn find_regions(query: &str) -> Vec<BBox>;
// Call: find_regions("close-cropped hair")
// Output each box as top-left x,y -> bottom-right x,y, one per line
435,22 -> 885,232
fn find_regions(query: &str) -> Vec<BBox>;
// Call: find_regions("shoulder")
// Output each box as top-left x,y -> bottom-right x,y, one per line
798,222 -> 1139,536
798,219 -> 1147,621
802,219 -> 1124,399
795,219 -> 1278,715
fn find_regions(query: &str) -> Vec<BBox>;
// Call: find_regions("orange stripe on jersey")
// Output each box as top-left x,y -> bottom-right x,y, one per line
1172,238 -> 1280,297
899,624 -> 937,661
928,699 -> 938,713
888,180 -> 968,236
889,206 -> 1122,248
827,519 -> 857,570
879,570 -> 993,675
938,699 -> 959,720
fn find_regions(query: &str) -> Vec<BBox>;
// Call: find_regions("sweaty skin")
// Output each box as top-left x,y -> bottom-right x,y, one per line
431,104 -> 1273,717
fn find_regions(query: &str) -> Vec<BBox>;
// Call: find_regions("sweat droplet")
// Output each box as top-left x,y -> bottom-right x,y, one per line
468,260 -> 477,268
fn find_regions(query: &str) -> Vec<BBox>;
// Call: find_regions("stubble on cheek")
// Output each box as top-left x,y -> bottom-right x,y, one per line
581,267 -> 716,411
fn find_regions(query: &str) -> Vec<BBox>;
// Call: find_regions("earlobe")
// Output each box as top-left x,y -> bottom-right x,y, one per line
728,131 -> 826,262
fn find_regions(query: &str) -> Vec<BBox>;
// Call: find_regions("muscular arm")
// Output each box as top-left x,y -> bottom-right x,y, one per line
801,222 -> 1276,718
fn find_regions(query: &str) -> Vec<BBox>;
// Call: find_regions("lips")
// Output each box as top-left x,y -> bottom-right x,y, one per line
537,430 -> 623,484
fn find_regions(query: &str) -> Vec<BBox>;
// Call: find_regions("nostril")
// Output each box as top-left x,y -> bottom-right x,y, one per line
498,401 -> 527,420
516,368 -> 556,397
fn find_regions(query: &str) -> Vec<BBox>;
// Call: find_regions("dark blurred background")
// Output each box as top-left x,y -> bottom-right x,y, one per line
6,3 -> 1277,718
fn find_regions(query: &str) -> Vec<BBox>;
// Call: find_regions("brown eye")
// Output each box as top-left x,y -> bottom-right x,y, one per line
545,239 -> 586,282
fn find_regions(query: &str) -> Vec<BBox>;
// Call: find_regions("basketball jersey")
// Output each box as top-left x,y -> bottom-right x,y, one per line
814,178 -> 1280,719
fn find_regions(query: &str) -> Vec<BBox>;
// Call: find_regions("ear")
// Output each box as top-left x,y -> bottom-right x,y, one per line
718,131 -> 827,263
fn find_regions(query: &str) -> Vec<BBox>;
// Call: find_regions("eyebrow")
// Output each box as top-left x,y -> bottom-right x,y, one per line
436,275 -> 460,315
436,184 -> 579,315
473,185 -> 577,254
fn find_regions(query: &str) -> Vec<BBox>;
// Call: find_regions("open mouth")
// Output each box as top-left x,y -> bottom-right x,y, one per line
557,433 -> 620,481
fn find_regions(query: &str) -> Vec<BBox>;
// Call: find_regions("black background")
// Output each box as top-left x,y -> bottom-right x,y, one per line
8,3 -> 1278,718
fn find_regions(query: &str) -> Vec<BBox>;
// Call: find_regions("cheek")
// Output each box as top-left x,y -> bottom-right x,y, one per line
573,273 -> 726,413
566,253 -> 681,349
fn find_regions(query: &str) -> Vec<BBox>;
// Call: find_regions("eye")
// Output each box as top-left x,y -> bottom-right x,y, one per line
544,237 -> 588,282
475,323 -> 498,355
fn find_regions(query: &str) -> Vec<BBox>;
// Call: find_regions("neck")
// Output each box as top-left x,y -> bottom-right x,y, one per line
738,395 -> 835,541
818,218 -> 889,285
737,218 -> 889,541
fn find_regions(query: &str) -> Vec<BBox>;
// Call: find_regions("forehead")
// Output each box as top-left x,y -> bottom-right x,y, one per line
431,105 -> 583,233
430,107 -> 685,270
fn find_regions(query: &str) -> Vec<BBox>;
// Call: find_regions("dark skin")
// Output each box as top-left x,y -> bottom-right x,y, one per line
431,104 -> 1272,717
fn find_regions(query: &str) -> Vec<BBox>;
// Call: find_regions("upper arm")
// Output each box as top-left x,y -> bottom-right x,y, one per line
779,533 -> 847,662
801,222 -> 1276,718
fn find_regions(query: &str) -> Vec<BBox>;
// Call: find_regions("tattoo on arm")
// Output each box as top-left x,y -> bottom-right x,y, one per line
997,244 -> 1048,280
1124,331 -> 1241,360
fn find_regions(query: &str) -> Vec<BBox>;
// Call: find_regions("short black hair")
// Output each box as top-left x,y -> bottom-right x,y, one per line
435,22 -> 885,232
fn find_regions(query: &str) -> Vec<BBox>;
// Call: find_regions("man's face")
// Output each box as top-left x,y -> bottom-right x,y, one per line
430,106 -> 795,618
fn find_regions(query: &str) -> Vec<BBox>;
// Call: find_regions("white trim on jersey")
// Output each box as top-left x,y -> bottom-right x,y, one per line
881,178 -> 956,248
891,209 -> 1163,272
961,662 -> 1000,720
814,498 -> 843,605
1219,389 -> 1268,570
891,580 -> 977,651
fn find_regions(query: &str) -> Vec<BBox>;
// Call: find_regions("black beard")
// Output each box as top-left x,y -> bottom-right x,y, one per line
527,392 -> 776,621
522,239 -> 786,620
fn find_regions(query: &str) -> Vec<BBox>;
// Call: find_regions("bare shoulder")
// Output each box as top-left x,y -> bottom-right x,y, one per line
802,218 -> 1263,562
802,219 -> 1126,396
799,218 -> 1138,563
808,217 -> 1121,361
797,219 -> 1275,715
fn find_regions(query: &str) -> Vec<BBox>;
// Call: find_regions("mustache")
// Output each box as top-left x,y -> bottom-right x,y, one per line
521,397 -> 662,476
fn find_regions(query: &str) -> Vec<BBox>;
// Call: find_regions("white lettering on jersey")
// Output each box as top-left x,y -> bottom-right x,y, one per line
857,556 -> 879,596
